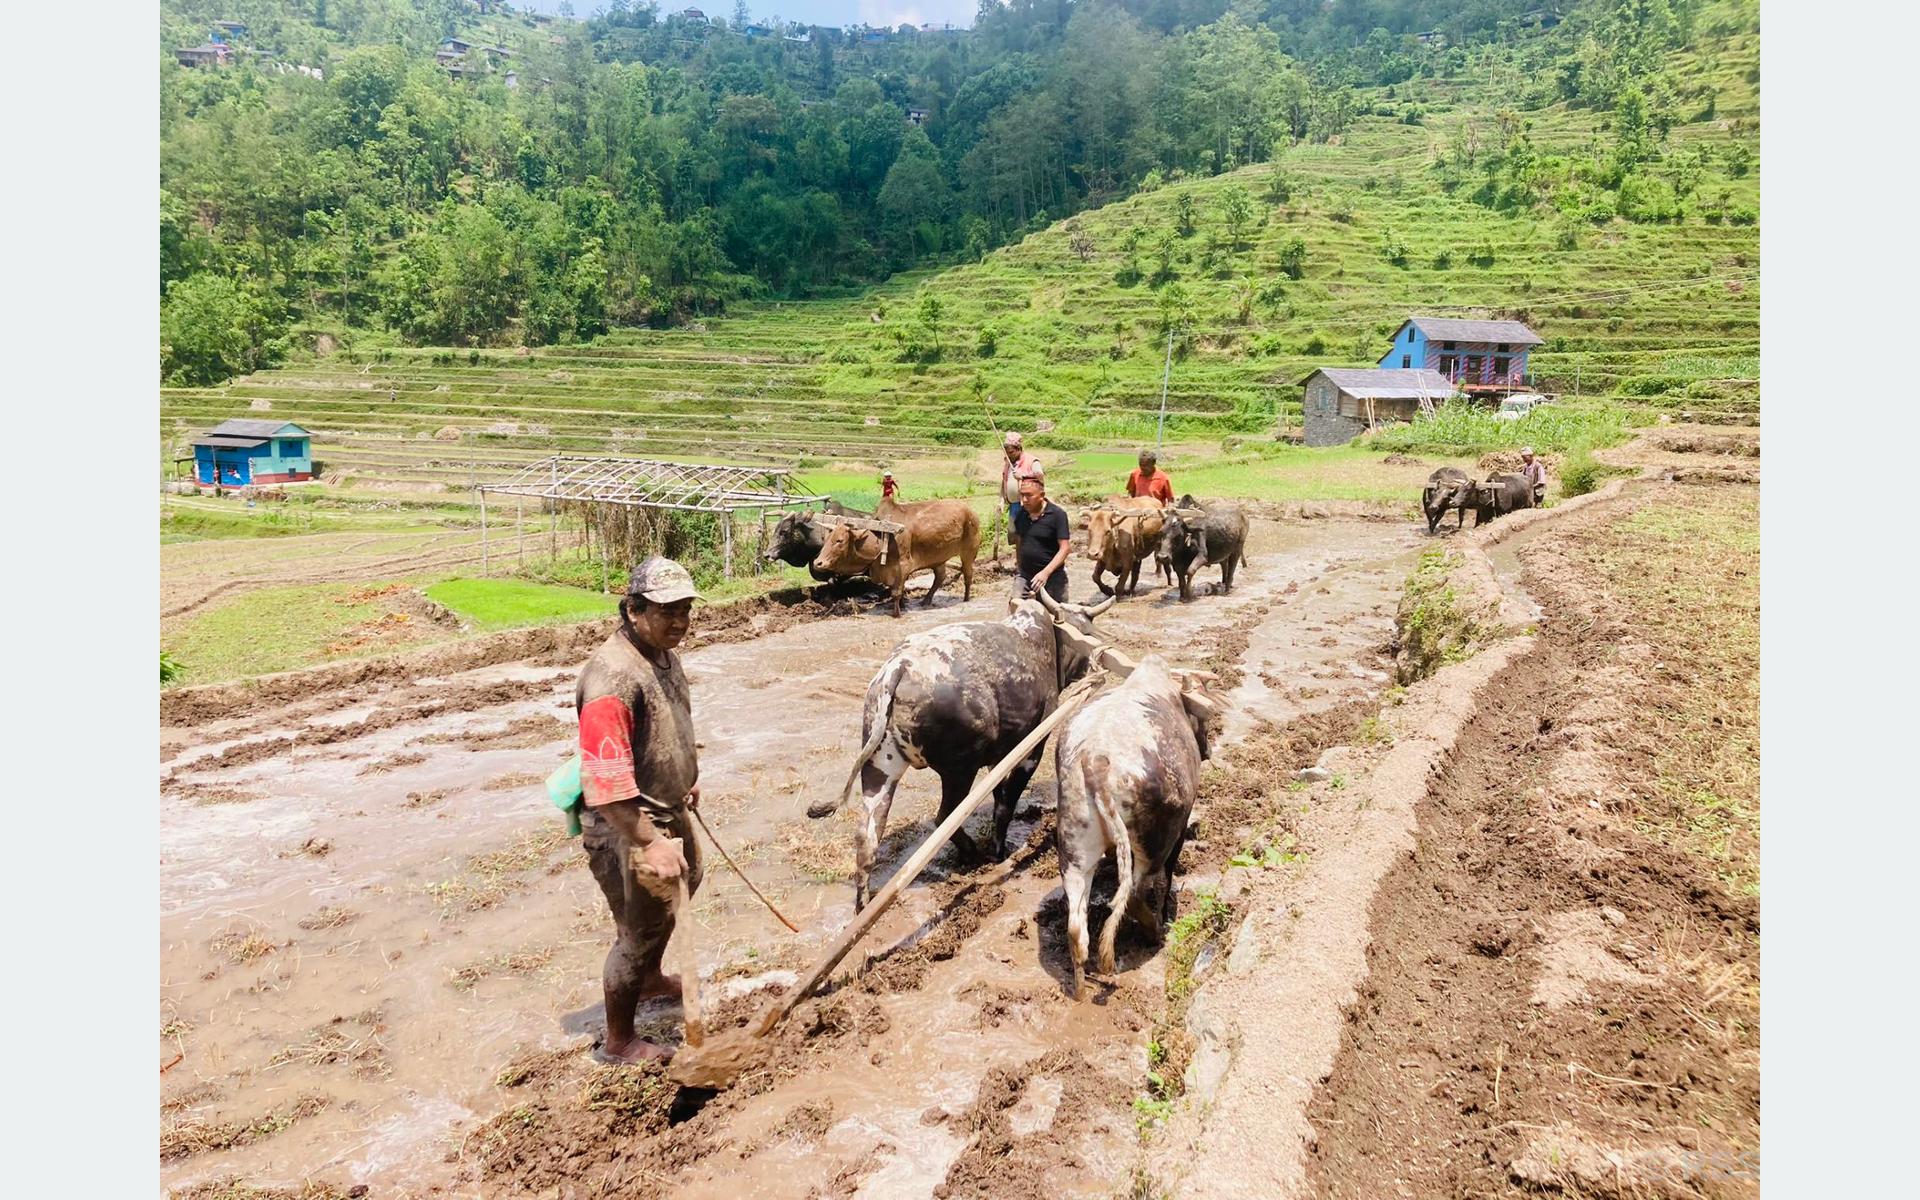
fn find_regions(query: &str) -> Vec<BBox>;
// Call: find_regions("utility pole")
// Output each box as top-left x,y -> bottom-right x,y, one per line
1155,327 -> 1176,452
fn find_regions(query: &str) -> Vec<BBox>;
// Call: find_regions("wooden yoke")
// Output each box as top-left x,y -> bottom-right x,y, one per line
1051,623 -> 1225,722
812,511 -> 906,566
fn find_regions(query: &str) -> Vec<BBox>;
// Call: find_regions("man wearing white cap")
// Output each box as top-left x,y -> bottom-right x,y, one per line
999,431 -> 1043,546
575,556 -> 705,1064
1519,446 -> 1546,506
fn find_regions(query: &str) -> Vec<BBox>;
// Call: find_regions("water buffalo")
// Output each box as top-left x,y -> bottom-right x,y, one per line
1055,655 -> 1212,999
812,497 -> 980,617
765,501 -> 869,581
1472,473 -> 1535,525
808,587 -> 1115,910
1085,499 -> 1167,597
1158,498 -> 1249,601
1422,468 -> 1477,534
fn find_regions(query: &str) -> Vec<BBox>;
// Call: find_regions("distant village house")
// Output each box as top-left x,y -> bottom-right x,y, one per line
192,421 -> 313,487
1299,368 -> 1456,447
1298,314 -> 1544,445
1378,317 -> 1542,394
175,44 -> 231,68
906,107 -> 930,126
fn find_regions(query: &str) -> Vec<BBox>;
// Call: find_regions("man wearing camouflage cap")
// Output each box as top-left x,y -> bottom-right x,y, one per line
575,557 -> 705,1064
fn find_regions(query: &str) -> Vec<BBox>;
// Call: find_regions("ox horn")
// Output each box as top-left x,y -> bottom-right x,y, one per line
1033,583 -> 1064,617
1083,592 -> 1117,617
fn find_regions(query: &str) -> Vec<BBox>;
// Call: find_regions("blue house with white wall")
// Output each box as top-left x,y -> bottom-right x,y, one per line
1378,317 -> 1543,395
192,419 -> 313,487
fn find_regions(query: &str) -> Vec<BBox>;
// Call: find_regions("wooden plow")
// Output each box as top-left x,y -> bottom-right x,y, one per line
667,620 -> 1222,1089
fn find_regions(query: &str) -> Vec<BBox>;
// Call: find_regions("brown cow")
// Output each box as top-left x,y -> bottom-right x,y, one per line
812,497 -> 980,617
1084,500 -> 1167,597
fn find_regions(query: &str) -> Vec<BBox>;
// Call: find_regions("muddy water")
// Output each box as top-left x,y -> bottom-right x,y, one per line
159,517 -> 1423,1197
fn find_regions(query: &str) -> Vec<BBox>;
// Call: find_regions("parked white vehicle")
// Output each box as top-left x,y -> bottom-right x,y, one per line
1495,394 -> 1551,421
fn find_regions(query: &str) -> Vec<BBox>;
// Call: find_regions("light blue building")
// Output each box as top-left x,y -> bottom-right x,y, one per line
192,419 -> 313,487
1376,317 -> 1543,394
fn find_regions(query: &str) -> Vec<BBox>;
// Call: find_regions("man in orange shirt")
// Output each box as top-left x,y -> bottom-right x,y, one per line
1126,450 -> 1174,506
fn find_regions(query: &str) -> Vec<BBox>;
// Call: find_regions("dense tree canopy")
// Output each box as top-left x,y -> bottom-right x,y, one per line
158,0 -> 1706,381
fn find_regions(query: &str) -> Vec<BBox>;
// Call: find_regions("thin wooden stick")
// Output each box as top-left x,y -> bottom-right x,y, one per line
692,807 -> 801,934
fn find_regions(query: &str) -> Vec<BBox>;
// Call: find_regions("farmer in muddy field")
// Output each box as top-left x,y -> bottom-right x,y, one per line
575,556 -> 705,1065
1520,446 -> 1547,506
1126,449 -> 1174,505
1000,431 -> 1043,545
1014,473 -> 1072,604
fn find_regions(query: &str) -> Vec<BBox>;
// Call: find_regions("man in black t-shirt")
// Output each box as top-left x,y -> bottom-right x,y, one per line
1012,475 -> 1071,603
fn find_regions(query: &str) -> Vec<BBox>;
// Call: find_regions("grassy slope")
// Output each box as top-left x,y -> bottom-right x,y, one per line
157,17 -> 1758,493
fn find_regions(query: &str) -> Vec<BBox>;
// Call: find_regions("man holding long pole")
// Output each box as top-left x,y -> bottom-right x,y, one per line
574,557 -> 705,1065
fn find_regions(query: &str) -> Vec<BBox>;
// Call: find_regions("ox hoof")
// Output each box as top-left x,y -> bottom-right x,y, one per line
804,798 -> 838,819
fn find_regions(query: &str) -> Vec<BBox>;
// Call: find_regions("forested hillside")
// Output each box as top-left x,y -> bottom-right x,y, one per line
159,0 -> 1752,386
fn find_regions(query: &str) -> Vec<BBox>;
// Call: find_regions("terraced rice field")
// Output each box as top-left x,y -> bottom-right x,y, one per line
158,28 -> 1757,493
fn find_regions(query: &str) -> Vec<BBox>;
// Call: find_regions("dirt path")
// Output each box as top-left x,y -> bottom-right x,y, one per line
1297,482 -> 1759,1200
160,516 -> 1422,1197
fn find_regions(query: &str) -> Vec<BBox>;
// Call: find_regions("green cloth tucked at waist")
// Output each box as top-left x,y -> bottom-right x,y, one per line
546,753 -> 585,837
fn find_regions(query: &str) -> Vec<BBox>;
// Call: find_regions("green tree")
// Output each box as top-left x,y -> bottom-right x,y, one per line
1218,184 -> 1254,248
160,273 -> 284,386
1278,235 -> 1307,280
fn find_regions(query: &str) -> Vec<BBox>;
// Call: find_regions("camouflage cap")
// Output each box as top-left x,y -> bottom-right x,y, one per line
627,557 -> 701,604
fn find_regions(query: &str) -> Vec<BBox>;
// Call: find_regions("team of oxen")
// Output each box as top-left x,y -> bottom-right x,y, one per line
767,491 -> 1247,998
1420,467 -> 1542,533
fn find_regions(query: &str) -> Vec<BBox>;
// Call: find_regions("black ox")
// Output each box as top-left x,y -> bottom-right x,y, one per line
1158,496 -> 1250,601
807,587 -> 1115,910
764,501 -> 869,581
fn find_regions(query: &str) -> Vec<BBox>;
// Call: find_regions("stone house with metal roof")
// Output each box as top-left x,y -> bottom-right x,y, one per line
1300,368 -> 1456,447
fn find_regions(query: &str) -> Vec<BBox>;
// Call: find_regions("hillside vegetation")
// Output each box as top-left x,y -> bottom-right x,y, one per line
161,2 -> 1757,490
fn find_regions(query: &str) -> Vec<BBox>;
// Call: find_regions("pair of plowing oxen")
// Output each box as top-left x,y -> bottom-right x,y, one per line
1083,493 -> 1250,603
1421,468 -> 1540,533
768,492 -> 1251,611
806,584 -> 1217,999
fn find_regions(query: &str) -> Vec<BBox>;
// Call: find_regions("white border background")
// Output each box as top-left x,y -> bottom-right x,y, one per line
0,0 -> 1912,1191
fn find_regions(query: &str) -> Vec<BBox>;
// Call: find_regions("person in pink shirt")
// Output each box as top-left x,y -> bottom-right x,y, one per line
999,431 -> 1043,545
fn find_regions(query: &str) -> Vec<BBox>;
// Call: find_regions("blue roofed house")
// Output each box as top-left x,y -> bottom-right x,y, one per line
192,420 -> 313,487
1377,316 -> 1543,395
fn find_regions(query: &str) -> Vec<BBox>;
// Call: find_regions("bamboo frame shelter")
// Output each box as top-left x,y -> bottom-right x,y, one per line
472,454 -> 824,582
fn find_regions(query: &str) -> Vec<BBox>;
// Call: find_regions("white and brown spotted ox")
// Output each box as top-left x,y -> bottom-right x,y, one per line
811,496 -> 980,617
1055,654 -> 1213,999
1084,497 -> 1170,597
807,587 -> 1115,910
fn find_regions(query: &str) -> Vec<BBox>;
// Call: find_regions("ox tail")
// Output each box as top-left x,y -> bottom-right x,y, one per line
1086,754 -> 1134,976
810,659 -> 908,819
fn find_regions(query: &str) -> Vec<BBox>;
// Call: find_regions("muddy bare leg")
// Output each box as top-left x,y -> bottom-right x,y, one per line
992,752 -> 1042,860
852,763 -> 901,912
1063,860 -> 1092,1000
936,768 -> 981,864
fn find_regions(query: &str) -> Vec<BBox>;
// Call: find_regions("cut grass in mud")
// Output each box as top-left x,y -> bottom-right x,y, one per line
160,1095 -> 330,1161
1392,546 -> 1500,685
427,827 -> 572,916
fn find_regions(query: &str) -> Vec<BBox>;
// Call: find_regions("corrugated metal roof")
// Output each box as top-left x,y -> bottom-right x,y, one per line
208,419 -> 308,438
1305,368 -> 1457,399
192,435 -> 270,448
1403,317 -> 1543,346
